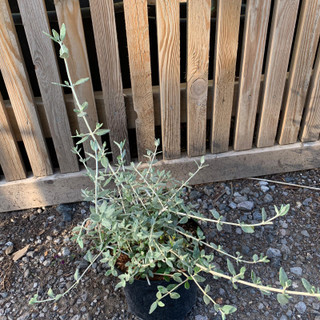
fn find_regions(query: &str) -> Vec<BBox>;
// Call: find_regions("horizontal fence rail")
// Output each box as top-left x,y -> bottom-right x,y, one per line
1,0 -> 320,212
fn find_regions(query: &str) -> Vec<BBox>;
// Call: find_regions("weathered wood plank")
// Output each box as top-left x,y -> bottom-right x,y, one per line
54,0 -> 101,168
2,140 -> 320,212
300,47 -> 320,142
211,0 -> 241,153
156,0 -> 180,159
0,93 -> 26,181
17,0 -> 79,174
123,0 -> 155,161
234,0 -> 271,151
279,0 -> 320,145
0,0 -> 52,177
256,0 -> 299,148
90,0 -> 130,162
186,0 -> 211,157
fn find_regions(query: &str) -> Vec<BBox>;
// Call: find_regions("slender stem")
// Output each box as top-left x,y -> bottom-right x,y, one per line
195,263 -> 320,298
171,210 -> 279,228
169,226 -> 264,264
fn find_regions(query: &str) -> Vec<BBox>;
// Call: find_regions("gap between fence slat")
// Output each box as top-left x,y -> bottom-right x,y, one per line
300,45 -> 320,142
123,0 -> 155,162
156,0 -> 181,160
211,0 -> 241,154
90,0 -> 130,163
186,0 -> 211,157
0,0 -> 52,177
0,93 -> 26,181
54,0 -> 101,169
256,0 -> 300,148
278,0 -> 320,145
234,0 -> 271,151
17,0 -> 79,174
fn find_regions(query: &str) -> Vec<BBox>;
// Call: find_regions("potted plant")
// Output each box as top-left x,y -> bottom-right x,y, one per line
29,25 -> 320,320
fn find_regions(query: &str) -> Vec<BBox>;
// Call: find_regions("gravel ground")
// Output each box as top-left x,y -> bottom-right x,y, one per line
1,169 -> 320,320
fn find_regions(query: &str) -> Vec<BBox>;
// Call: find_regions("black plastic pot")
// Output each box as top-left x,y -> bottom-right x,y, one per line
123,278 -> 197,320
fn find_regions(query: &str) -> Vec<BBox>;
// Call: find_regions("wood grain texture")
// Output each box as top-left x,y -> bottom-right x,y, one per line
211,0 -> 241,153
2,140 -> 320,212
90,0 -> 130,163
300,47 -> 320,142
257,0 -> 299,148
123,0 -> 155,161
156,0 -> 181,159
17,0 -> 79,174
186,0 -> 211,157
279,0 -> 320,145
0,93 -> 26,181
0,0 -> 52,177
234,0 -> 271,151
54,0 -> 101,168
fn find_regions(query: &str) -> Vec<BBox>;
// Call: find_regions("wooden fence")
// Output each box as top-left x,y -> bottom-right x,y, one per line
1,0 -> 320,212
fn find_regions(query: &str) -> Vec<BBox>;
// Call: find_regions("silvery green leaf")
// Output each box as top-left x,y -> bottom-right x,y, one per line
279,268 -> 288,287
301,278 -> 314,293
205,284 -> 210,293
210,209 -> 220,219
77,237 -> 84,249
170,292 -> 180,299
227,259 -> 236,276
193,274 -> 205,282
149,301 -> 158,314
80,101 -> 88,111
157,301 -> 165,307
28,294 -> 38,305
74,269 -> 80,281
54,294 -> 62,301
59,44 -> 69,59
241,225 -> 254,234
184,281 -> 190,289
96,129 -> 110,136
203,294 -> 210,305
52,29 -> 60,41
221,305 -> 237,314
261,208 -> 267,221
277,293 -> 289,305
156,291 -> 162,299
74,77 -> 90,86
179,216 -> 188,224
157,286 -> 167,294
76,135 -> 89,145
60,23 -> 66,41
252,254 -> 258,262
47,288 -> 54,298
85,250 -> 93,263
279,204 -> 290,216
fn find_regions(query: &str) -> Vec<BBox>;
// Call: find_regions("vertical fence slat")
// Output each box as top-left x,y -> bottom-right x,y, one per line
279,0 -> 320,145
234,0 -> 271,151
90,0 -> 130,162
0,0 -> 52,177
17,0 -> 79,174
123,0 -> 155,162
156,0 -> 180,160
257,0 -> 299,148
211,0 -> 241,154
300,48 -> 320,142
54,0 -> 101,168
0,93 -> 26,181
186,0 -> 211,157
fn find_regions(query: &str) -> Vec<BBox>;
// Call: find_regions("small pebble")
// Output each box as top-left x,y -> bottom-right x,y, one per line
295,301 -> 307,314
